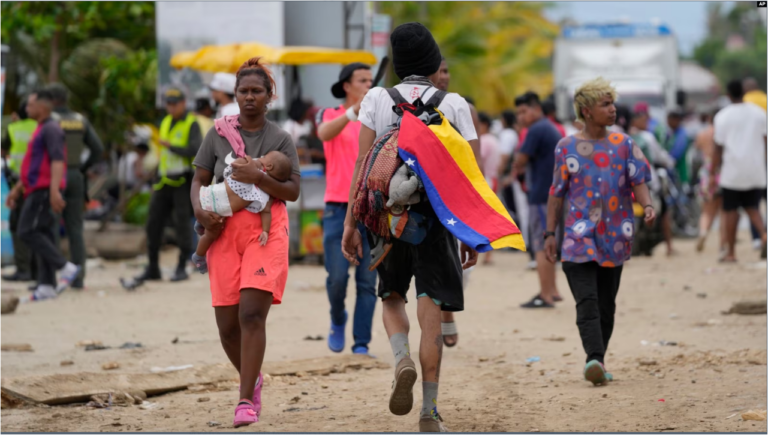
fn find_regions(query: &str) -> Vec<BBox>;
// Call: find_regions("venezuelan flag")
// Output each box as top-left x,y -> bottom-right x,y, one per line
397,110 -> 526,253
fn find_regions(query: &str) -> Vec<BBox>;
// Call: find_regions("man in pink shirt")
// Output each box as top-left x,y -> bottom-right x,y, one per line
316,63 -> 377,356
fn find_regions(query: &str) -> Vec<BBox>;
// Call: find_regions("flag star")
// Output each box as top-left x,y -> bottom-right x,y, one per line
446,218 -> 457,226
405,158 -> 415,167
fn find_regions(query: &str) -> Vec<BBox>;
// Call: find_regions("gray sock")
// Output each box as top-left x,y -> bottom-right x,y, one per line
389,333 -> 410,366
421,382 -> 439,418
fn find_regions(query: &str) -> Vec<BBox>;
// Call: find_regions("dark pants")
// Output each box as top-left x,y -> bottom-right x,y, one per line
18,190 -> 67,286
562,261 -> 623,364
62,168 -> 86,287
322,202 -> 378,351
9,193 -> 34,276
146,179 -> 193,273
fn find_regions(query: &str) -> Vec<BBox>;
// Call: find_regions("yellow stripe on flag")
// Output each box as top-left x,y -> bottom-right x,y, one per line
428,111 -> 526,252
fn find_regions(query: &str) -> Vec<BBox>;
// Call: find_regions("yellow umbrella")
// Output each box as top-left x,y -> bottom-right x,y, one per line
168,50 -> 197,70
170,42 -> 377,73
269,46 -> 376,66
230,42 -> 277,71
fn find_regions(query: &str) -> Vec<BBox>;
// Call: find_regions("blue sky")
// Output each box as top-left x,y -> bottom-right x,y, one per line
543,2 -> 738,56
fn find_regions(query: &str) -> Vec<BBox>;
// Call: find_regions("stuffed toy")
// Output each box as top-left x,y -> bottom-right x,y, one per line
386,164 -> 421,209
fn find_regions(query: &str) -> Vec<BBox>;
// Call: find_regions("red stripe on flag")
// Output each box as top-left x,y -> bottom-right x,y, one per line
398,113 -> 520,239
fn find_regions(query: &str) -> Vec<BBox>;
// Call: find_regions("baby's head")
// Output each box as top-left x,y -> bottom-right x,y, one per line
261,150 -> 292,182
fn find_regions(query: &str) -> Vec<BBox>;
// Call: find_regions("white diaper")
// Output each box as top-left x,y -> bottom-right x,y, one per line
199,183 -> 233,217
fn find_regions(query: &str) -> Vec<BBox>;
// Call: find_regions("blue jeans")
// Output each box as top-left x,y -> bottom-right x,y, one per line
323,203 -> 378,351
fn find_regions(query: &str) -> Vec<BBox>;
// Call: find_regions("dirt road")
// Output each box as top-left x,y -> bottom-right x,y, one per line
1,234 -> 766,432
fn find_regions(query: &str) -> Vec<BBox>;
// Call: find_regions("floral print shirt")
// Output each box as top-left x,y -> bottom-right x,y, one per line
549,132 -> 651,267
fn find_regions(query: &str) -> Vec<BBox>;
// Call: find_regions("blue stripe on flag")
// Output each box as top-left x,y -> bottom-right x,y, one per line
398,148 -> 493,252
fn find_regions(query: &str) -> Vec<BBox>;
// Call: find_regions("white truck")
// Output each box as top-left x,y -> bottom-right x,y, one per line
553,23 -> 679,123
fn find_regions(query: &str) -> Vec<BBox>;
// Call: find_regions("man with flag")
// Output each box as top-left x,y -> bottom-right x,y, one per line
342,22 -> 523,432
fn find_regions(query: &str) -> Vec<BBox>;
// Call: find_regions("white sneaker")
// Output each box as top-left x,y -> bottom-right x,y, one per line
526,260 -> 538,270
30,285 -> 57,301
56,262 -> 81,294
752,239 -> 762,251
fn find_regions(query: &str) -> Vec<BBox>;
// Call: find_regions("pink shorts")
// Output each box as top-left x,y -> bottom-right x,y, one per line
207,201 -> 290,307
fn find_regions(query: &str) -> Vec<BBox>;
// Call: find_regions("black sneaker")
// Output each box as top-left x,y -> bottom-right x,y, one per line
135,268 -> 162,282
170,269 -> 189,282
2,272 -> 33,282
520,295 -> 555,309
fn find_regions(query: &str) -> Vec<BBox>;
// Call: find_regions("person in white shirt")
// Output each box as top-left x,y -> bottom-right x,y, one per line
711,79 -> 768,262
341,22 -> 478,433
433,55 -> 481,349
209,72 -> 240,119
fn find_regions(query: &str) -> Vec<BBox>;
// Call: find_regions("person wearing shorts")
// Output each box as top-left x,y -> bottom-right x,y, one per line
191,58 -> 301,428
434,56 -> 482,348
342,23 -> 479,433
712,79 -> 767,263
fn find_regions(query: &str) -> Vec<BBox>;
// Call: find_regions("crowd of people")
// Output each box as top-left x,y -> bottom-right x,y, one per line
2,20 -> 766,433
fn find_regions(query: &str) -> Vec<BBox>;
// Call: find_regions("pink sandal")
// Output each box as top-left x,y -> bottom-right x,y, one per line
233,401 -> 258,428
237,373 -> 263,416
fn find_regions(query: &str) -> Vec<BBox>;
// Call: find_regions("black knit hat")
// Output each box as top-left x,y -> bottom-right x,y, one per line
390,22 -> 442,80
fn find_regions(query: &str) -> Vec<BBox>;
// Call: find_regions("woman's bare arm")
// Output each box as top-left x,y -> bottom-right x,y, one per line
258,173 -> 300,202
230,156 -> 300,202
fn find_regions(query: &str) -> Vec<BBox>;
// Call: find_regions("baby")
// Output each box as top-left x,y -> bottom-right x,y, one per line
192,150 -> 293,274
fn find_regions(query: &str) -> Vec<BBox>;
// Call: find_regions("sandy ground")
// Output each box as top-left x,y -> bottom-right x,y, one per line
1,233 -> 766,433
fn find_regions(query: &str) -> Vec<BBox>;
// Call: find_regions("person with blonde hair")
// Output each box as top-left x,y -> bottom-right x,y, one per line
544,77 -> 655,385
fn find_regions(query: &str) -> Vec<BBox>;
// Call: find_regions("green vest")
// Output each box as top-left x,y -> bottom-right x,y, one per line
6,119 -> 37,173
52,111 -> 87,168
155,113 -> 196,190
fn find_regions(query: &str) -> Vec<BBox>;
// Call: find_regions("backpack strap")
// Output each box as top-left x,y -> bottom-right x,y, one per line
385,88 -> 409,106
424,89 -> 449,108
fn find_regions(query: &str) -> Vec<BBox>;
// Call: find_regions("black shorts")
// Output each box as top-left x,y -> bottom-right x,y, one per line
721,188 -> 765,212
369,210 -> 464,312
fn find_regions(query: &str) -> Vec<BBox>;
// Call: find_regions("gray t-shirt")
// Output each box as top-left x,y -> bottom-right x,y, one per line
193,120 -> 300,183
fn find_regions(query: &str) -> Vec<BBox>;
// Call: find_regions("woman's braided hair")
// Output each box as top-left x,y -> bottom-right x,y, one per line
236,57 -> 277,101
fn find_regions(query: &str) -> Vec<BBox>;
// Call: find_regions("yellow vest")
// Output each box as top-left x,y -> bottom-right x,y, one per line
154,113 -> 196,190
6,119 -> 37,172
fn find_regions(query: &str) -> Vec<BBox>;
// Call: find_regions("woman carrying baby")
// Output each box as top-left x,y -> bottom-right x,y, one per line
191,57 -> 301,427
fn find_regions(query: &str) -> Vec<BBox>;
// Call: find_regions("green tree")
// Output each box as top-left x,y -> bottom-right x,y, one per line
95,49 -> 160,146
379,1 -> 558,113
1,2 -> 155,82
692,2 -> 767,90
1,2 -> 157,148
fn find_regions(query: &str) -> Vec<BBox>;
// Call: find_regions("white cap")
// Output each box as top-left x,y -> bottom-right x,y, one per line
208,72 -> 237,95
131,125 -> 152,146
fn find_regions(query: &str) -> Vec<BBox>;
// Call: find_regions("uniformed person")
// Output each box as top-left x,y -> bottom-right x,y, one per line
47,83 -> 105,289
1,97 -> 37,282
135,87 -> 202,283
